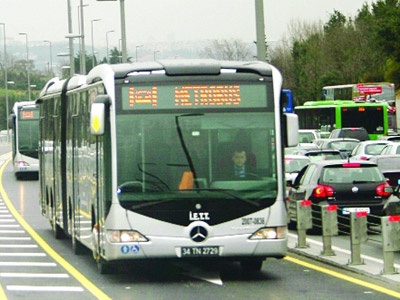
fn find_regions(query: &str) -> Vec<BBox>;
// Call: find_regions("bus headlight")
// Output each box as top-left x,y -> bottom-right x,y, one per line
107,230 -> 148,243
249,227 -> 287,240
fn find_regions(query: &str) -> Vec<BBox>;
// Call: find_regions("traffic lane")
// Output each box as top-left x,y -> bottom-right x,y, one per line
0,164 -> 107,299
4,164 -> 400,299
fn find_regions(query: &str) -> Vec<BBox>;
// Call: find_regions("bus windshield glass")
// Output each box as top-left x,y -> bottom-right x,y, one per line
17,107 -> 39,158
116,108 -> 277,211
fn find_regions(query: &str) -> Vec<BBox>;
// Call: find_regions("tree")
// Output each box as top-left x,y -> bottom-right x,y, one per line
200,39 -> 254,61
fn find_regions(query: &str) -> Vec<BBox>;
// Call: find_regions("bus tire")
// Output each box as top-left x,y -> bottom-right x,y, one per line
240,259 -> 263,272
52,206 -> 65,239
97,259 -> 114,275
72,235 -> 86,255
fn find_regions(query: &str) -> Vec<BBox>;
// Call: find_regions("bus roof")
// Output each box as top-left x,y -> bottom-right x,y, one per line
295,100 -> 387,108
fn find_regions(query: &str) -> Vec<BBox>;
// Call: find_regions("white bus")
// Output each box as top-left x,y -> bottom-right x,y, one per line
37,60 -> 298,273
8,101 -> 39,180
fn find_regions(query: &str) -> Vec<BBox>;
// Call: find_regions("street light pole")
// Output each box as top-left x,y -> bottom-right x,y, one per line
67,0 -> 75,75
91,19 -> 101,68
153,50 -> 160,61
19,32 -> 31,100
43,40 -> 53,75
0,23 -> 9,141
106,30 -> 114,63
79,0 -> 88,74
255,0 -> 266,61
120,0 -> 127,63
136,45 -> 143,62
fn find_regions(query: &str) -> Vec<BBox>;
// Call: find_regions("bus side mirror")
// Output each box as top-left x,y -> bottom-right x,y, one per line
90,95 -> 110,136
284,113 -> 299,147
8,114 -> 15,129
90,103 -> 105,135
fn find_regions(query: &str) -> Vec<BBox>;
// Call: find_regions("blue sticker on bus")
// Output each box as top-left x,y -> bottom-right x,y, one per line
121,245 -> 140,254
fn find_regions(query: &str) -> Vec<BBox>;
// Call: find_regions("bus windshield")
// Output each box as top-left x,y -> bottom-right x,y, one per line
116,112 -> 277,209
17,108 -> 39,158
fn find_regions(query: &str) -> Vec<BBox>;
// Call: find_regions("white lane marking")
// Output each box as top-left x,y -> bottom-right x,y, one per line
0,230 -> 26,233
0,237 -> 31,240
0,252 -> 46,257
0,262 -> 56,267
7,286 -> 84,292
0,273 -> 69,278
0,244 -> 38,248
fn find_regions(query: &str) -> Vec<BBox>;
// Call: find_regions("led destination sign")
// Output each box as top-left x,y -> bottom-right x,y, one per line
19,109 -> 39,120
122,84 -> 268,110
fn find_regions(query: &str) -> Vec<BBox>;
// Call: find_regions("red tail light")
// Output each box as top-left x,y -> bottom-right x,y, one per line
312,184 -> 334,198
376,182 -> 391,197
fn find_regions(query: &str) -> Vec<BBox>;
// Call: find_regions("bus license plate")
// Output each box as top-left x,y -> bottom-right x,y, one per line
181,246 -> 219,257
342,207 -> 370,215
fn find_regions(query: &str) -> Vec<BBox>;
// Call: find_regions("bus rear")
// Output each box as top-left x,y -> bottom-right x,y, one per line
295,100 -> 388,140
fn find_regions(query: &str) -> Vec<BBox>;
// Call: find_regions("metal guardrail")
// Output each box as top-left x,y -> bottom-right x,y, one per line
289,199 -> 400,275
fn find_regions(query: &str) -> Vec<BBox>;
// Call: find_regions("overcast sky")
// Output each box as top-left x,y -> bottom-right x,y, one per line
1,0 -> 372,49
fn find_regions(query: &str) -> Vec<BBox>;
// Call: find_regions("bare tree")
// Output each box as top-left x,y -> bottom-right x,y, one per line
200,39 -> 254,61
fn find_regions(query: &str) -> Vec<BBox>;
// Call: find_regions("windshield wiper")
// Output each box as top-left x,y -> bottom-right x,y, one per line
130,198 -> 176,210
182,188 -> 260,207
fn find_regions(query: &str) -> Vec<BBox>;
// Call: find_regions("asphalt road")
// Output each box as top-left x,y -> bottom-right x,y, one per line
0,143 -> 399,299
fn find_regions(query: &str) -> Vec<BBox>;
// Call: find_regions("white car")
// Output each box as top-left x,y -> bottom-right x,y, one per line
379,142 -> 400,155
298,129 -> 320,144
284,155 -> 310,184
350,140 -> 392,160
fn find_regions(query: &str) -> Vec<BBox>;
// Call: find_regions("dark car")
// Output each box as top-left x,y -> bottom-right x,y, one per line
329,127 -> 370,141
288,160 -> 391,232
368,155 -> 400,188
317,138 -> 360,158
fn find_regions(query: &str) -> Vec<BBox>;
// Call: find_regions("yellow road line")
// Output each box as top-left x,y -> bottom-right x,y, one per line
0,157 -> 111,300
285,255 -> 400,298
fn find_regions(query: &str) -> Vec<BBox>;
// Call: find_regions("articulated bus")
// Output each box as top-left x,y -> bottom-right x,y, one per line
322,82 -> 395,103
37,60 -> 298,273
8,101 -> 39,179
295,100 -> 388,140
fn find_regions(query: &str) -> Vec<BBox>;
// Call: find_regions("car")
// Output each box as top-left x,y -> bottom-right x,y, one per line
284,143 -> 319,155
377,135 -> 400,142
288,160 -> 392,232
317,138 -> 360,158
298,129 -> 321,144
284,155 -> 310,185
292,149 -> 346,161
350,140 -> 392,160
329,127 -> 370,141
378,142 -> 400,155
368,155 -> 400,188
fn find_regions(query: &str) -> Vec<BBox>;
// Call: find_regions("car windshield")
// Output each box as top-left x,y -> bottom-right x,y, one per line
306,152 -> 343,161
321,165 -> 385,184
328,141 -> 358,151
285,158 -> 309,173
365,144 -> 389,155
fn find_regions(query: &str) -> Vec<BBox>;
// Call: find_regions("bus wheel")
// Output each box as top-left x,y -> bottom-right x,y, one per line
72,234 -> 86,255
240,259 -> 263,272
97,258 -> 114,275
52,206 -> 65,239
